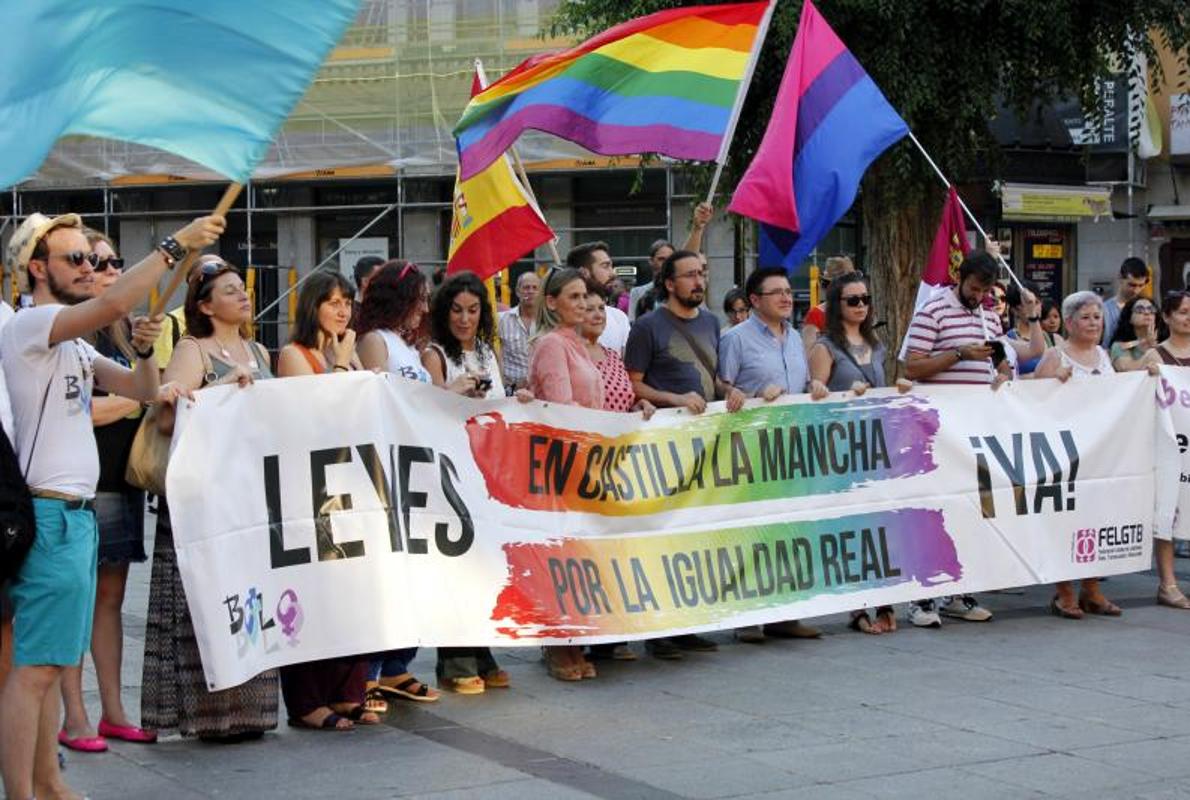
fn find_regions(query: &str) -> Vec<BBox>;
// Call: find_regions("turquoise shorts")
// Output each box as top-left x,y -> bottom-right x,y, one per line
9,498 -> 98,667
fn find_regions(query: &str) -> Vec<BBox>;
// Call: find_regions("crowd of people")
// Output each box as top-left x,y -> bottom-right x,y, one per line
1,205 -> 1189,800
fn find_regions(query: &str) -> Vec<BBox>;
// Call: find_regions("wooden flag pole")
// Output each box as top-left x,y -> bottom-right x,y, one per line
150,181 -> 243,317
474,59 -> 562,267
704,0 -> 777,205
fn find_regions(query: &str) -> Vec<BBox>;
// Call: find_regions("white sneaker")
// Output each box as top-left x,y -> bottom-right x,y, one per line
907,600 -> 941,628
939,595 -> 992,622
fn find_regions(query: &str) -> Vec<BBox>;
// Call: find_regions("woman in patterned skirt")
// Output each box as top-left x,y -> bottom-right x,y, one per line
141,257 -> 279,741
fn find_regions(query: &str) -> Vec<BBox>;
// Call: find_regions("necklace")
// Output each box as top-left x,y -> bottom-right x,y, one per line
214,335 -> 257,369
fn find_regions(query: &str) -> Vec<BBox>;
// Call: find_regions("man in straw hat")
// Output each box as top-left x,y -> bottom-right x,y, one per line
0,211 -> 223,800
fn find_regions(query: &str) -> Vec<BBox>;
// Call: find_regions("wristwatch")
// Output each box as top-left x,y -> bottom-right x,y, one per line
954,348 -> 964,361
156,235 -> 187,268
134,344 -> 155,360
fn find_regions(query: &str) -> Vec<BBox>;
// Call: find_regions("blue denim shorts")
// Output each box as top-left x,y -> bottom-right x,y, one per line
9,498 -> 98,666
94,490 -> 146,565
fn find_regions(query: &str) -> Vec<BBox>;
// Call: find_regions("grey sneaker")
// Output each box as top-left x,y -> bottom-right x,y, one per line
908,600 -> 942,628
646,638 -> 684,660
939,595 -> 993,622
673,633 -> 719,652
735,625 -> 765,644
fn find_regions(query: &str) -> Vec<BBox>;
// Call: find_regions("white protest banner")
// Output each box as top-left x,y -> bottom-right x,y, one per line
1154,366 -> 1190,539
168,371 -> 1158,690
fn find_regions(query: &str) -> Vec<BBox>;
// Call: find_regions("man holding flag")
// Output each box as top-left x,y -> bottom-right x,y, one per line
1,213 -> 224,800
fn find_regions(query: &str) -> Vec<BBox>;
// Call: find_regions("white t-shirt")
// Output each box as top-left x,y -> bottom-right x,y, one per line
427,341 -> 504,399
599,305 -> 630,355
0,302 -> 14,438
0,304 -> 100,497
377,328 -> 431,383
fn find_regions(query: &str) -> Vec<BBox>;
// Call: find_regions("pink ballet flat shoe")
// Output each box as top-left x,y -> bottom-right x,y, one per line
57,729 -> 108,752
97,719 -> 158,743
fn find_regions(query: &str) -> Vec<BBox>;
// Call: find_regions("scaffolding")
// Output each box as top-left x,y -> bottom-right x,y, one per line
15,0 -> 590,190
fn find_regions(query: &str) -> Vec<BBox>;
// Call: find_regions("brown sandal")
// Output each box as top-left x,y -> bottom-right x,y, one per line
848,610 -> 880,635
1049,596 -> 1084,620
1078,595 -> 1122,616
543,647 -> 582,682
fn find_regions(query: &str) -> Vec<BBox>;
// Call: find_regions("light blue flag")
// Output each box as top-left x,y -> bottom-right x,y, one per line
0,1 -> 360,188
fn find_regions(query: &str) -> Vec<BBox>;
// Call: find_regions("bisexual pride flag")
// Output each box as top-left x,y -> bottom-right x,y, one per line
729,0 -> 908,269
0,1 -> 359,188
453,2 -> 770,181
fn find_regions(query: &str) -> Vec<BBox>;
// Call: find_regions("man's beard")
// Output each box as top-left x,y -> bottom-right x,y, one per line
676,291 -> 703,309
47,268 -> 91,306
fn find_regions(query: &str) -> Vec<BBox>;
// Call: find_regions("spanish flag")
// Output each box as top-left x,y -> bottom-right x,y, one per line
447,72 -> 554,280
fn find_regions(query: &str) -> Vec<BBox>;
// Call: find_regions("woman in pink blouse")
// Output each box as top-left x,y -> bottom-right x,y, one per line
528,268 -> 602,681
579,278 -> 655,662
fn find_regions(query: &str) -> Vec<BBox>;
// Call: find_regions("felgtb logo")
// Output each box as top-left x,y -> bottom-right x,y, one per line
1073,529 -> 1097,563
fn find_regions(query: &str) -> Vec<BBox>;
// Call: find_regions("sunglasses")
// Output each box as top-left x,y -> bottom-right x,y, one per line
94,256 -> 124,273
190,260 -> 237,295
397,261 -> 418,281
49,251 -> 98,268
843,294 -> 871,307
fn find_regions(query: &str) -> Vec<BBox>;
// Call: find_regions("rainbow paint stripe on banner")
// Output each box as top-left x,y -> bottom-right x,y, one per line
491,509 -> 962,638
467,395 -> 939,517
452,2 -> 770,181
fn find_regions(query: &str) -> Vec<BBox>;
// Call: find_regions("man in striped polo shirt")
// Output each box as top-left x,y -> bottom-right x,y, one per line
902,249 -> 1044,627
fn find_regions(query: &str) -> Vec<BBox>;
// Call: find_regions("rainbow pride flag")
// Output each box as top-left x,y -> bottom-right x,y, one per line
453,1 -> 771,181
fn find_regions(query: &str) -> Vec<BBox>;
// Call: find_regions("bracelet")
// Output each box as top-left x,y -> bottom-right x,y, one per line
134,345 -> 155,360
157,235 -> 188,268
1028,316 -> 1041,323
333,364 -> 349,372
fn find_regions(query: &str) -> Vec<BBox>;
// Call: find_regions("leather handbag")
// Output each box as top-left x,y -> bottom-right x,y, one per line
124,406 -> 170,496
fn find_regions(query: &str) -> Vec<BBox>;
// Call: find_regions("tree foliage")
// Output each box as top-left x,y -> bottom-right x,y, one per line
551,0 -> 1190,208
552,1 -> 1190,370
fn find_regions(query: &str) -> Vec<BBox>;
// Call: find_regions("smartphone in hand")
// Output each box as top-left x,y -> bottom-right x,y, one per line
989,339 -> 1007,368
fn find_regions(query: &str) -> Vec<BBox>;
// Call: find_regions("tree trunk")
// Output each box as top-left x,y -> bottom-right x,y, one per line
864,173 -> 944,380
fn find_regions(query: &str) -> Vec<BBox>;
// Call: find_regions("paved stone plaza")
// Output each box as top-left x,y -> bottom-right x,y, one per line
67,560 -> 1190,800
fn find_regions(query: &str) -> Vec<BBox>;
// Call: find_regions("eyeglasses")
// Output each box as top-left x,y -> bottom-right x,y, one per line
757,288 -> 794,298
674,270 -> 706,281
843,294 -> 872,307
1132,305 -> 1156,314
49,251 -> 98,268
94,256 -> 124,272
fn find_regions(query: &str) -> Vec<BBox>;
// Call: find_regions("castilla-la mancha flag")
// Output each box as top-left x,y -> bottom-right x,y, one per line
923,186 -> 971,287
447,71 -> 554,280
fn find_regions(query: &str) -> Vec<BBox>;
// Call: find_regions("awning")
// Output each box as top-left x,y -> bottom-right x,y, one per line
1001,183 -> 1112,222
1147,205 -> 1190,221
